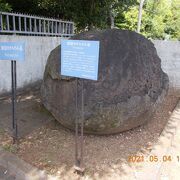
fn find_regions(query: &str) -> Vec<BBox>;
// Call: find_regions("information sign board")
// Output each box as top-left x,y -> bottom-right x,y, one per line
61,40 -> 99,80
0,42 -> 25,61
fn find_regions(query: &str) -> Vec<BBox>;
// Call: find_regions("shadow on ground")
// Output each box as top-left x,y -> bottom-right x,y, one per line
0,88 -> 179,179
0,88 -> 53,138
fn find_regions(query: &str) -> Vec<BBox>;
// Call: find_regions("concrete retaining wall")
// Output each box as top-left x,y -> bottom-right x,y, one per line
0,35 -> 179,95
153,40 -> 180,92
0,35 -> 62,94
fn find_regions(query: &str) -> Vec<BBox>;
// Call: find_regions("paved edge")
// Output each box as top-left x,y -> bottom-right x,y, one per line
0,100 -> 179,180
0,147 -> 57,180
134,99 -> 180,180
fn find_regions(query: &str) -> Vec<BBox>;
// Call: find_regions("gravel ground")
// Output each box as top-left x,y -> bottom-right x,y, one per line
0,91 -> 179,180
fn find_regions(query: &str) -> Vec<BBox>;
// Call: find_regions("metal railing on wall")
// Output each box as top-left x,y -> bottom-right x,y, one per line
0,11 -> 74,37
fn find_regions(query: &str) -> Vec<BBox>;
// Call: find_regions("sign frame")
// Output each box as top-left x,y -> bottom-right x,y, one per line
0,42 -> 25,61
61,39 -> 100,173
61,39 -> 100,81
0,41 -> 25,143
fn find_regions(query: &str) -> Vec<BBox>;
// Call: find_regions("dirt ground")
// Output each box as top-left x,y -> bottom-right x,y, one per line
0,89 -> 179,179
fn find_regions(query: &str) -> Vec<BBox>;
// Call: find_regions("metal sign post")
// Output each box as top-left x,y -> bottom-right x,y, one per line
11,60 -> 18,143
61,40 -> 100,174
0,42 -> 25,143
75,78 -> 85,173
75,78 -> 79,168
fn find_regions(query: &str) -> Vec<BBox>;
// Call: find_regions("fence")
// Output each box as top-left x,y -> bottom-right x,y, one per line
0,11 -> 74,37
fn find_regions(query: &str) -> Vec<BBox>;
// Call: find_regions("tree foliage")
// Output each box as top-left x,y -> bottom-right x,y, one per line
0,0 -> 11,11
2,0 -> 180,40
4,0 -> 137,31
116,0 -> 180,40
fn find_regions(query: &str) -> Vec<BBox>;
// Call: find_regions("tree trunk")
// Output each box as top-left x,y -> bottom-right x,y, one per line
88,0 -> 95,30
108,4 -> 114,29
137,0 -> 145,33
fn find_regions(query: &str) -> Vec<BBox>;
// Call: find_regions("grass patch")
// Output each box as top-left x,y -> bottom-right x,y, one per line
34,104 -> 52,116
0,128 -> 5,135
2,144 -> 18,153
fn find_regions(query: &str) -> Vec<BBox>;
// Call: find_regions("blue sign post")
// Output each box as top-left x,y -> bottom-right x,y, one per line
61,40 -> 100,173
0,42 -> 25,143
61,40 -> 99,80
0,42 -> 25,61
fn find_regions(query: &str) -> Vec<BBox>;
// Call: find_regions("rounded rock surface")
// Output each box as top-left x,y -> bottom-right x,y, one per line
41,29 -> 169,134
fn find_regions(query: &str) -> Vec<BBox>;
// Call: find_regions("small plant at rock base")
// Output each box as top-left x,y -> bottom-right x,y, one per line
3,144 -> 19,153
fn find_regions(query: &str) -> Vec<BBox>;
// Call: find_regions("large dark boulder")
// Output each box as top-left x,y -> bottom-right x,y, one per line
41,29 -> 169,134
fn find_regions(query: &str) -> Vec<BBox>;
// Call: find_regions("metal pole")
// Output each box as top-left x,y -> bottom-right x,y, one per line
14,61 -> 18,142
137,0 -> 145,33
11,61 -> 15,129
75,78 -> 79,166
74,79 -> 85,173
11,60 -> 18,143
80,79 -> 84,168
